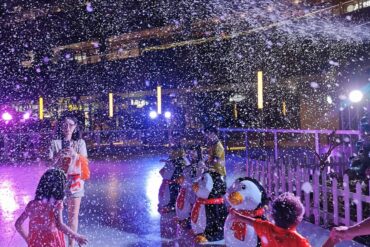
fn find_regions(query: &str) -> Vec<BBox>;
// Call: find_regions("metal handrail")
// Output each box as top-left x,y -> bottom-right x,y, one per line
219,128 -> 360,161
0,128 -> 361,162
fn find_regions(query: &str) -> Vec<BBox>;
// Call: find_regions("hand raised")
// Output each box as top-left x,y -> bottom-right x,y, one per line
75,234 -> 88,246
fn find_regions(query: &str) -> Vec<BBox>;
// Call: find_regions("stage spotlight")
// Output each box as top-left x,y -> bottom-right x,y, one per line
349,90 -> 363,103
149,111 -> 158,119
164,111 -> 171,119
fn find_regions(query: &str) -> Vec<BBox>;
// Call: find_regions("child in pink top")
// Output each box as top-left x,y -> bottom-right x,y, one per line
15,168 -> 88,247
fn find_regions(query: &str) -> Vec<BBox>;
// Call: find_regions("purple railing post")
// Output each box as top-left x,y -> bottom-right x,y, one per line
261,159 -> 266,186
304,169 -> 310,219
288,162 -> 293,193
267,159 -> 272,194
296,166 -> 302,199
355,182 -> 363,223
343,174 -> 350,226
315,131 -> 320,157
333,178 -> 339,225
274,131 -> 278,161
313,169 -> 320,225
322,171 -> 328,226
281,162 -> 286,193
245,131 -> 249,175
274,163 -> 279,200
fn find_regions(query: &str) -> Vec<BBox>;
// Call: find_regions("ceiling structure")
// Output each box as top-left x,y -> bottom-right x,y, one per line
0,0 -> 369,101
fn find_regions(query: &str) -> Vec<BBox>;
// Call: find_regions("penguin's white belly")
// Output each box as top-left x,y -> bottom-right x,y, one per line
191,204 -> 207,234
158,181 -> 171,207
176,187 -> 194,220
224,214 -> 258,247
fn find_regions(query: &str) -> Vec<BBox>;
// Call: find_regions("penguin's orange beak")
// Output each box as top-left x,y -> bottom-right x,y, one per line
228,192 -> 243,205
192,183 -> 199,193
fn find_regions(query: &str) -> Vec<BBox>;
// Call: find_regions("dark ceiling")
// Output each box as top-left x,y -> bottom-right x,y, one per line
0,1 -> 369,102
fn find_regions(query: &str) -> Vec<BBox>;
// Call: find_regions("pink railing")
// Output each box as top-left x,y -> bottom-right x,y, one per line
247,158 -> 370,227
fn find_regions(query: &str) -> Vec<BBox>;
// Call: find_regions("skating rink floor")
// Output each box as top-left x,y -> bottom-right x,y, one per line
0,153 -> 366,247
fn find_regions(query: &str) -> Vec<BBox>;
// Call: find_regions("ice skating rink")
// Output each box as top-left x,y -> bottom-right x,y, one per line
0,154 -> 365,247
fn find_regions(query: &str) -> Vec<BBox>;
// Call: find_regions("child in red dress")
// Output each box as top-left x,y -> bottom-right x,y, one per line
229,192 -> 311,247
15,168 -> 88,247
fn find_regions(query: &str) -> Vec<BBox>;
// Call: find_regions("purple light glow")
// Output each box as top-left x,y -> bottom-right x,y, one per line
23,112 -> 31,120
2,112 -> 12,121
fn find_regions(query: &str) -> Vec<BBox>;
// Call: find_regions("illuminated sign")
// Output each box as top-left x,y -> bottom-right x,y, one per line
130,99 -> 149,108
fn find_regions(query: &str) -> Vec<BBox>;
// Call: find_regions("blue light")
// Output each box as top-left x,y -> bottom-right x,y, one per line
149,111 -> 158,119
164,111 -> 171,119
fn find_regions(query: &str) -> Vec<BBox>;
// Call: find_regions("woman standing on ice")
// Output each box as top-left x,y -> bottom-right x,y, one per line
49,114 -> 90,247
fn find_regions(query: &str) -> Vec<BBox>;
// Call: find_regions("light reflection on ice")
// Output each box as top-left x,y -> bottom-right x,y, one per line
107,175 -> 119,202
22,195 -> 31,205
145,168 -> 161,218
0,181 -> 19,221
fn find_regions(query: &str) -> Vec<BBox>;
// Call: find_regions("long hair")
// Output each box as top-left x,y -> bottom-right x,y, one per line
54,113 -> 82,141
35,169 -> 67,201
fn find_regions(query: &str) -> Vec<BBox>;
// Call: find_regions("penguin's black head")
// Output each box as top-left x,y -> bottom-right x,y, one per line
226,177 -> 269,210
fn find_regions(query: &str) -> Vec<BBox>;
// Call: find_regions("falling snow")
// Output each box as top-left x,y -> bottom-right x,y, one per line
0,1 -> 370,246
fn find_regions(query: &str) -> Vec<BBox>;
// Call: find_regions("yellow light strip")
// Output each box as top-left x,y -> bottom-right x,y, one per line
233,103 -> 238,119
109,93 -> 114,118
157,86 -> 162,114
257,71 -> 263,109
227,146 -> 246,151
282,100 -> 287,116
39,97 -> 44,120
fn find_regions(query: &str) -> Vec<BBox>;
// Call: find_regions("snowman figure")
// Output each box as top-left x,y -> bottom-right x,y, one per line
191,171 -> 228,243
224,177 -> 268,247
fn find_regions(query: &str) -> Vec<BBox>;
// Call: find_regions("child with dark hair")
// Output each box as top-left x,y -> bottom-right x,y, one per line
229,192 -> 311,247
15,169 -> 88,247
